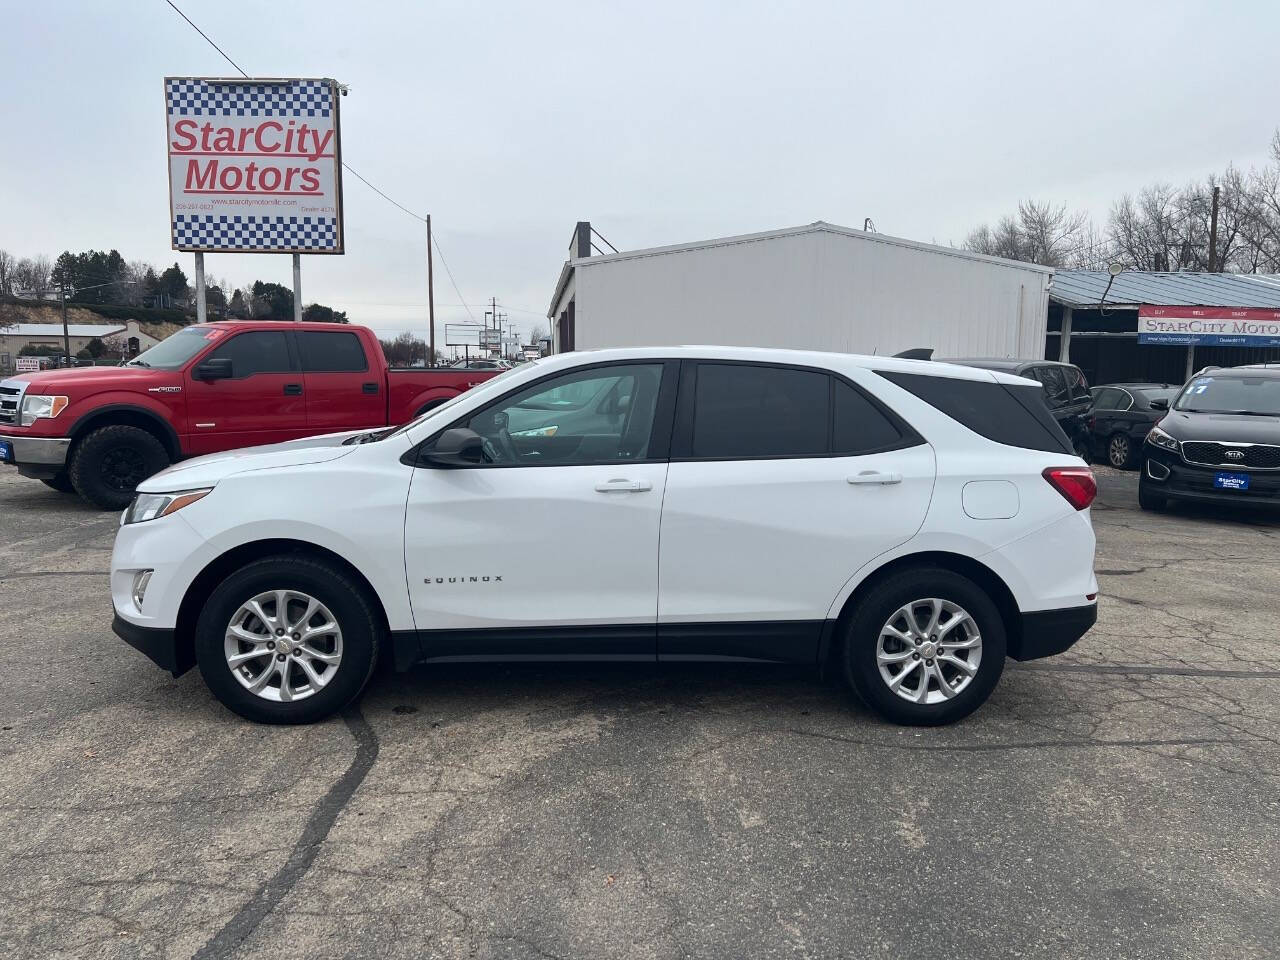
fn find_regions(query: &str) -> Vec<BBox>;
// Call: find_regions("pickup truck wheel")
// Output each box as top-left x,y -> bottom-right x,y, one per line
842,568 -> 1006,726
194,556 -> 381,724
68,425 -> 170,509
40,472 -> 76,493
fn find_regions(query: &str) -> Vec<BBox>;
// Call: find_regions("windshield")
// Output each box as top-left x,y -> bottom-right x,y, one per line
1175,375 -> 1280,415
125,326 -> 220,370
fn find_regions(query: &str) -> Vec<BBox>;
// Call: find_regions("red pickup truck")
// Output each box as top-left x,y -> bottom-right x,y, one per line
0,321 -> 499,508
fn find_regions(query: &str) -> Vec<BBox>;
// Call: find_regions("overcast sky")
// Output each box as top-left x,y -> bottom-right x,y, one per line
3,1 -> 1277,342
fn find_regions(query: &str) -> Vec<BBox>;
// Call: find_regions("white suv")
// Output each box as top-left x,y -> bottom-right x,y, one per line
110,347 -> 1098,726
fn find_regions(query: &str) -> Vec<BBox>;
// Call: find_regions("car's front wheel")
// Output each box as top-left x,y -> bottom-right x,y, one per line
842,568 -> 1006,726
194,555 -> 381,724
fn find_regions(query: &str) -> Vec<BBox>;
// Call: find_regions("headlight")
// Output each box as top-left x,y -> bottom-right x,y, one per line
19,394 -> 69,426
123,488 -> 212,524
1146,426 -> 1180,452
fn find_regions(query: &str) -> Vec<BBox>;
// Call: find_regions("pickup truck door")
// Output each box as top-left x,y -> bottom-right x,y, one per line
298,330 -> 387,434
183,329 -> 309,455
402,361 -> 676,657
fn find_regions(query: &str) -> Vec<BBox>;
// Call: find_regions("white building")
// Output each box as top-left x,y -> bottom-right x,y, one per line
0,320 -> 163,371
547,221 -> 1052,359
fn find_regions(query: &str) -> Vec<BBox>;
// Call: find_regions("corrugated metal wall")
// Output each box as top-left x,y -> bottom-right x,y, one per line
571,228 -> 1050,359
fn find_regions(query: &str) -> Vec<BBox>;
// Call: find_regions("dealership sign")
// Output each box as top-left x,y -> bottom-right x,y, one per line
165,77 -> 344,254
1137,305 -> 1280,347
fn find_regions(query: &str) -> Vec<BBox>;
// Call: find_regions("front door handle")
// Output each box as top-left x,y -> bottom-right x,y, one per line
362,382 -> 379,395
594,478 -> 653,493
847,471 -> 902,485
284,383 -> 303,396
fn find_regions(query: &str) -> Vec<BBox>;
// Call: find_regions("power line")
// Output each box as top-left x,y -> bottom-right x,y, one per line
162,0 -> 475,321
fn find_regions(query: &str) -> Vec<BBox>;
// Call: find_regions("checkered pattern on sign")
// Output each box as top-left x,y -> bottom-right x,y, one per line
166,79 -> 332,117
173,215 -> 339,251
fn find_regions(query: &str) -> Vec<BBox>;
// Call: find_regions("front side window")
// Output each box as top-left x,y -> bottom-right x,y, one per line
462,363 -> 665,465
207,331 -> 292,378
298,331 -> 367,372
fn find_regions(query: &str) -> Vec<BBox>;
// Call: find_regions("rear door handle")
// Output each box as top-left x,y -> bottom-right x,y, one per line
594,478 -> 653,493
847,471 -> 902,485
284,383 -> 303,396
362,382 -> 379,394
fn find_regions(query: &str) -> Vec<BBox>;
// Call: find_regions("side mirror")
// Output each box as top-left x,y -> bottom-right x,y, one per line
195,358 -> 233,381
1149,398 -> 1170,411
421,427 -> 485,467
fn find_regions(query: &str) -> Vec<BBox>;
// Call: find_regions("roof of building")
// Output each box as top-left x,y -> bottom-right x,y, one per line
2,323 -> 126,337
549,220 -> 1053,317
1050,271 -> 1280,309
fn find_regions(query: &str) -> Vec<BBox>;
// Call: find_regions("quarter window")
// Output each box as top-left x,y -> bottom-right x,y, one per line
298,331 -> 368,372
207,331 -> 292,378
833,379 -> 904,453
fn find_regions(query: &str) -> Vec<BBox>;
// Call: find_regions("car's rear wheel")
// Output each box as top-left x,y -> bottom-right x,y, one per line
1107,433 -> 1136,469
194,556 -> 381,724
842,568 -> 1006,726
1138,478 -> 1167,512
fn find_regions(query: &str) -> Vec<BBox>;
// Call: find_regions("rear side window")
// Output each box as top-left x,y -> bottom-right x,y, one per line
1033,366 -> 1071,408
1063,366 -> 1091,402
691,364 -> 828,458
298,331 -> 368,372
833,379 -> 903,453
1091,388 -> 1123,411
877,371 -> 1072,454
207,331 -> 292,378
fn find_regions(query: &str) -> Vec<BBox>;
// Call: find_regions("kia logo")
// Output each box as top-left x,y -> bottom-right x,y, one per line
1225,450 -> 1245,461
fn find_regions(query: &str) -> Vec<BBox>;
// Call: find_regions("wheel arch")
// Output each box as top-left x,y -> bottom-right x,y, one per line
68,404 -> 181,462
172,538 -> 392,676
819,550 -> 1021,671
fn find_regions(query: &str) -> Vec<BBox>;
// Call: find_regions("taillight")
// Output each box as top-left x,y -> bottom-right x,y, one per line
1043,466 -> 1097,510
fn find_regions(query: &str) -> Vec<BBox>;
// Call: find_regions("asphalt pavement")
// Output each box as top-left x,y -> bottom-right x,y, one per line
1,466 -> 1278,959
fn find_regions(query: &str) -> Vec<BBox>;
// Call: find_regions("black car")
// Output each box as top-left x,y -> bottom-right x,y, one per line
1087,383 -> 1179,469
944,358 -> 1093,459
1139,366 -> 1280,511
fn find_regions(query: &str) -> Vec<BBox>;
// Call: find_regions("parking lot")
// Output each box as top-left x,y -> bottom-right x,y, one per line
1,467 -> 1277,960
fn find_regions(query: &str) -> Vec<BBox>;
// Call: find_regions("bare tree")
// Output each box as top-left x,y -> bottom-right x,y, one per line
0,249 -> 14,297
964,201 -> 1090,267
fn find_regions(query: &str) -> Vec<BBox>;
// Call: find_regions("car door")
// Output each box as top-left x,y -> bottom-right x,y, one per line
183,328 -> 308,455
402,360 -> 677,657
298,330 -> 386,434
656,361 -> 935,662
1088,387 -> 1124,454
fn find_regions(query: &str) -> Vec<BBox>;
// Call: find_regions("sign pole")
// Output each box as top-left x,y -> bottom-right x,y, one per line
194,252 -> 207,324
426,214 -> 436,367
292,253 -> 303,322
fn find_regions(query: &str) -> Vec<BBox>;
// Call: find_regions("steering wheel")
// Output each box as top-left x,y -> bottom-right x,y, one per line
479,417 -> 519,463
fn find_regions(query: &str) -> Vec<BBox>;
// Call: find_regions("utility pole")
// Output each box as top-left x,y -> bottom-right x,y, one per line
60,285 -> 70,368
1207,185 -> 1221,273
426,215 -> 436,367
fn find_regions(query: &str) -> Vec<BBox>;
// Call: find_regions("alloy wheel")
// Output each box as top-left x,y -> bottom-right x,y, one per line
1109,434 -> 1130,468
876,598 -> 983,705
224,589 -> 344,703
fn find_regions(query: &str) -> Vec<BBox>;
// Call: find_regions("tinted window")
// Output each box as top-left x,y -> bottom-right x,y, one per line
1091,388 -> 1123,411
1063,365 -> 1090,402
878,371 -> 1072,454
691,364 -> 828,458
464,363 -> 664,465
833,379 -> 903,453
208,331 -> 292,378
298,331 -> 367,372
1032,366 -> 1071,407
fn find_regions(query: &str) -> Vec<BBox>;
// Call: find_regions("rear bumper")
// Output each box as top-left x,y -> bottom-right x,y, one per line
112,613 -> 190,676
0,432 -> 70,476
1009,603 -> 1097,661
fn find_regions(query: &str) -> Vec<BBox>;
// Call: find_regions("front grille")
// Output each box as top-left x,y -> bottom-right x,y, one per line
1182,441 -> 1280,470
0,384 -> 20,427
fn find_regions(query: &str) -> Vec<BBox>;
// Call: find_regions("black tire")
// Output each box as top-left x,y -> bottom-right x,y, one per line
68,424 -> 170,509
1138,478 -> 1167,512
40,472 -> 76,493
841,567 -> 1006,726
194,555 -> 381,724
1107,433 -> 1137,470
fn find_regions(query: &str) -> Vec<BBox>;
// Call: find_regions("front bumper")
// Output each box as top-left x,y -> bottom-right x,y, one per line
0,432 -> 70,477
1142,444 -> 1280,506
1010,603 -> 1097,660
112,613 -> 188,676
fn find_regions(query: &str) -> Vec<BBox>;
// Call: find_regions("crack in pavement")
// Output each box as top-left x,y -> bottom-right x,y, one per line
191,707 -> 380,960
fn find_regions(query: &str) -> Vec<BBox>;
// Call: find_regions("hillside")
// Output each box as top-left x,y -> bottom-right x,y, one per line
0,301 -> 185,343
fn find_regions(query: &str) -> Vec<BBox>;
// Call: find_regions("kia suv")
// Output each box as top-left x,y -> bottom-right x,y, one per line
1140,366 -> 1280,510
109,347 -> 1098,727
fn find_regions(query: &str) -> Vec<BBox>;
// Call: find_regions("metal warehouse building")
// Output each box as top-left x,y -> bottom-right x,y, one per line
548,221 -> 1052,359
